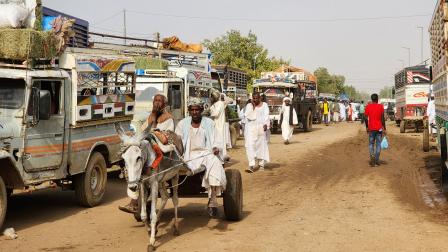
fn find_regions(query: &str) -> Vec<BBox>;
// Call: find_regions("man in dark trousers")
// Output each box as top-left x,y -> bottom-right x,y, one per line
364,93 -> 386,167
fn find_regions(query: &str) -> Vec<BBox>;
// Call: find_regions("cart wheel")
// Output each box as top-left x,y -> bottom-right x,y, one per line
400,120 -> 406,133
223,169 -> 243,221
423,124 -> 430,152
0,176 -> 7,231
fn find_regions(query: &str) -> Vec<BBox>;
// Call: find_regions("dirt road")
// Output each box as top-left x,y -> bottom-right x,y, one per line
2,122 -> 448,251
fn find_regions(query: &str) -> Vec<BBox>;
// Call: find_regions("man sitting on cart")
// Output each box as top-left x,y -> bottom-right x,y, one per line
119,94 -> 174,214
175,97 -> 227,215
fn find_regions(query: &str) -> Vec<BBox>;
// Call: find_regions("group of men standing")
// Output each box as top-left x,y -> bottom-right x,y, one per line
320,99 -> 365,125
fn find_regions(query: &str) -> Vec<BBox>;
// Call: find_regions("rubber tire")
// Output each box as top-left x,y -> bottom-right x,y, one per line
230,124 -> 238,148
0,176 -> 7,231
74,152 -> 107,207
303,110 -> 312,132
223,169 -> 243,221
423,125 -> 430,152
440,134 -> 448,193
400,120 -> 406,133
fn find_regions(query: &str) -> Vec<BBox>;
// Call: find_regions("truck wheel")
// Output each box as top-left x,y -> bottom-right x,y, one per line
303,110 -> 312,132
0,176 -> 7,230
74,152 -> 107,207
223,169 -> 243,221
400,120 -> 406,133
440,134 -> 448,193
423,124 -> 430,152
230,124 -> 238,147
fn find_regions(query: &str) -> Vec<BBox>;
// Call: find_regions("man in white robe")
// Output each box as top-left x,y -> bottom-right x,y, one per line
339,102 -> 347,121
175,98 -> 227,214
119,94 -> 174,214
280,97 -> 298,144
221,93 -> 233,149
244,92 -> 270,173
427,95 -> 436,135
210,91 -> 229,161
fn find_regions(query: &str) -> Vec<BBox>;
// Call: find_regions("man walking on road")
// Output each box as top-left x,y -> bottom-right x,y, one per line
280,97 -> 298,144
244,92 -> 270,173
364,93 -> 386,167
359,101 -> 365,124
209,90 -> 229,162
332,100 -> 340,123
321,98 -> 330,126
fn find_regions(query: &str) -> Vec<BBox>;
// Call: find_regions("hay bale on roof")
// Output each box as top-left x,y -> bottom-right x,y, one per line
0,28 -> 58,60
134,57 -> 168,70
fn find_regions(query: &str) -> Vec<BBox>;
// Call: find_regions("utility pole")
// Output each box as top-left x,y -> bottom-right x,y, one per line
123,9 -> 127,45
417,26 -> 424,64
402,47 -> 411,67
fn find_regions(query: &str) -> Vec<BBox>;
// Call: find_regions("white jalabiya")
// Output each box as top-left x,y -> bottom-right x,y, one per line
175,117 -> 226,190
339,103 -> 346,121
280,103 -> 298,142
210,100 -> 228,158
427,100 -> 436,134
244,102 -> 270,167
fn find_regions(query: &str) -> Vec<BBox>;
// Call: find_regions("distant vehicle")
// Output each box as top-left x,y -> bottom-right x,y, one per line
379,98 -> 396,121
254,67 -> 318,132
394,65 -> 431,133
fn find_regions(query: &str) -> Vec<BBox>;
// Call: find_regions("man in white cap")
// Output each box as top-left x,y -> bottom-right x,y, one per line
175,97 -> 227,216
244,92 -> 270,172
280,97 -> 298,144
209,90 -> 229,161
427,95 -> 436,138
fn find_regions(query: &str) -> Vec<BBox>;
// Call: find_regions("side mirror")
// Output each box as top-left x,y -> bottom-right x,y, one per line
26,87 -> 40,126
39,90 -> 51,120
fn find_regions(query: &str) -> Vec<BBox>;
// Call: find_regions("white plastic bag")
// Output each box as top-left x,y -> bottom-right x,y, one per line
0,0 -> 37,29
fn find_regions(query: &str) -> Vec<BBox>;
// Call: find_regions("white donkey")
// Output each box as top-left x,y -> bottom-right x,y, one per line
115,124 -> 183,251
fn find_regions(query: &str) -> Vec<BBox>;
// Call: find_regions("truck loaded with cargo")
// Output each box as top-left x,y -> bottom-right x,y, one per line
253,66 -> 318,132
394,65 -> 431,133
430,0 -> 448,191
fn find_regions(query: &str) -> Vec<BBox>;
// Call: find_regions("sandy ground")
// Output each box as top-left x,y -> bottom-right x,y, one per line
2,122 -> 448,252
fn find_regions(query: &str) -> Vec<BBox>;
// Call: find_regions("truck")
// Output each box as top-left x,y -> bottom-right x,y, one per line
394,65 -> 431,133
430,0 -> 448,191
379,98 -> 396,121
254,66 -> 318,132
0,48 -> 136,229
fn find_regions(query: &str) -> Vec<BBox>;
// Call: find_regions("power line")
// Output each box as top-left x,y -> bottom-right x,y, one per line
91,10 -> 124,25
126,10 -> 431,23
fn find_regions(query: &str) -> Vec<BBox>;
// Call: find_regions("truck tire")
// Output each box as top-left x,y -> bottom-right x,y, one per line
400,120 -> 406,133
440,133 -> 448,193
223,169 -> 243,221
0,176 -> 7,230
74,152 -> 107,207
303,110 -> 312,132
230,124 -> 238,147
423,124 -> 430,152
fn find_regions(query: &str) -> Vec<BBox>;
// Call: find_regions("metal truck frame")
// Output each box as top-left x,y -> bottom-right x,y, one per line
0,48 -> 136,229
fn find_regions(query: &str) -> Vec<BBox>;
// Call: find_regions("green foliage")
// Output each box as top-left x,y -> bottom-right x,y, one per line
379,86 -> 394,99
314,67 -> 346,95
314,67 -> 368,102
203,30 -> 290,92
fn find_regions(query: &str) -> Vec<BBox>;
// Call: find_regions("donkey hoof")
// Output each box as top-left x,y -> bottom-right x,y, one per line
173,228 -> 180,236
207,207 -> 218,217
147,244 -> 155,252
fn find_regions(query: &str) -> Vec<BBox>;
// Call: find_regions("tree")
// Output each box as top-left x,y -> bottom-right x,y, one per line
379,86 -> 394,99
314,67 -> 346,95
203,30 -> 289,91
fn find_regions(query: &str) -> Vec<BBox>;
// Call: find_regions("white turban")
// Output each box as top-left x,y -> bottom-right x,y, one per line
187,97 -> 204,107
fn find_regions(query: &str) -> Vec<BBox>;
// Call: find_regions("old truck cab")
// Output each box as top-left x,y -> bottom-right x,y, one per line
0,48 -> 136,229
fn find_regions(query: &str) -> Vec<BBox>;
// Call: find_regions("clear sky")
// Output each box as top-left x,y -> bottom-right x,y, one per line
43,0 -> 436,93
